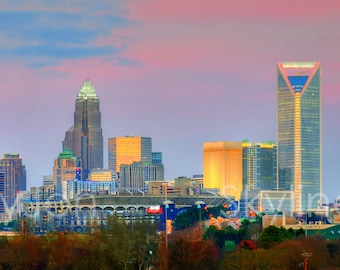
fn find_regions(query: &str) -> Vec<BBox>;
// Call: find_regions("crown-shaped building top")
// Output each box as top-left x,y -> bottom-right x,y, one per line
77,79 -> 98,100
58,149 -> 76,159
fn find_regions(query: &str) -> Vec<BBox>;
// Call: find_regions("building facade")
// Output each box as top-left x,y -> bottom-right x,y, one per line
239,189 -> 294,217
0,153 -> 26,213
277,62 -> 321,212
203,141 -> 243,200
62,180 -> 117,200
53,149 -> 81,197
120,161 -> 164,193
88,169 -> 117,182
63,80 -> 103,179
152,152 -> 163,165
242,141 -> 277,191
108,136 -> 152,173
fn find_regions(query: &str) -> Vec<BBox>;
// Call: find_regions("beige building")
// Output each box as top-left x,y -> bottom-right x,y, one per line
203,141 -> 242,200
53,149 -> 81,195
88,169 -> 116,182
147,178 -> 201,196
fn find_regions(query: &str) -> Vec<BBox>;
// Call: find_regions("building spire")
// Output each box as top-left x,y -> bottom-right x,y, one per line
77,79 -> 98,100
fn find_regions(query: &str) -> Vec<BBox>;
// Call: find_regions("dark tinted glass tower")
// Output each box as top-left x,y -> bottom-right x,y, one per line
63,80 -> 103,180
277,62 -> 321,212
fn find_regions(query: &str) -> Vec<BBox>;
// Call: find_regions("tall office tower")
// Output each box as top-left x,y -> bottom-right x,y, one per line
277,62 -> 321,212
203,141 -> 243,200
53,149 -> 81,197
0,153 -> 26,212
108,136 -> 152,173
120,161 -> 164,192
63,79 -> 103,180
242,142 -> 277,191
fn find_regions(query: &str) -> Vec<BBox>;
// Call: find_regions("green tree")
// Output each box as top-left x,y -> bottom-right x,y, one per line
172,208 -> 200,230
258,226 -> 292,249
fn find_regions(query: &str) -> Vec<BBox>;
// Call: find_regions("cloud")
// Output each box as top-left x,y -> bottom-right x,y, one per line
124,0 -> 340,23
6,44 -> 116,59
0,0 -> 128,14
0,8 -> 138,67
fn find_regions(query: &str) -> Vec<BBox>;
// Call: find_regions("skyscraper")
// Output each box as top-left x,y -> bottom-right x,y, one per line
0,153 -> 26,213
203,141 -> 243,200
277,62 -> 321,212
63,80 -> 103,179
108,136 -> 152,173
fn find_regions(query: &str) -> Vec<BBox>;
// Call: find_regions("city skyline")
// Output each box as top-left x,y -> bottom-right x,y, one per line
0,1 -> 340,201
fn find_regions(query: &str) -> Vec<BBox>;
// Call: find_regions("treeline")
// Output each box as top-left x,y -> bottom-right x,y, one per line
0,217 -> 159,270
1,216 -> 340,269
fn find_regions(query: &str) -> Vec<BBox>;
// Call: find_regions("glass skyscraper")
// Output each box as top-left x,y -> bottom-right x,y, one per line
277,62 -> 321,212
63,80 -> 103,180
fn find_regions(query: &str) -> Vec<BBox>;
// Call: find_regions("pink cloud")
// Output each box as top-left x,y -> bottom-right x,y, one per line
123,0 -> 340,23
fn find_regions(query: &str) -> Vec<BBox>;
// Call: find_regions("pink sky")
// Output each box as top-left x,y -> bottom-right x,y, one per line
0,0 -> 340,201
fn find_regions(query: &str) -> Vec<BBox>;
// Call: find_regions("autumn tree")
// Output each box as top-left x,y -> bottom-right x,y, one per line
168,237 -> 219,270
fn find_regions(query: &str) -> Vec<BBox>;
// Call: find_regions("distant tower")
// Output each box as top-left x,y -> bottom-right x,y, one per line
0,153 -> 26,213
203,141 -> 243,200
108,136 -> 152,173
63,80 -> 103,179
277,62 -> 321,212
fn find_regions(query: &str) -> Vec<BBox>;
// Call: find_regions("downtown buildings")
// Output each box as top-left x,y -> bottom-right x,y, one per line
108,136 -> 164,192
203,141 -> 277,202
203,61 -> 322,214
58,84 -> 164,199
9,60 -> 321,221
